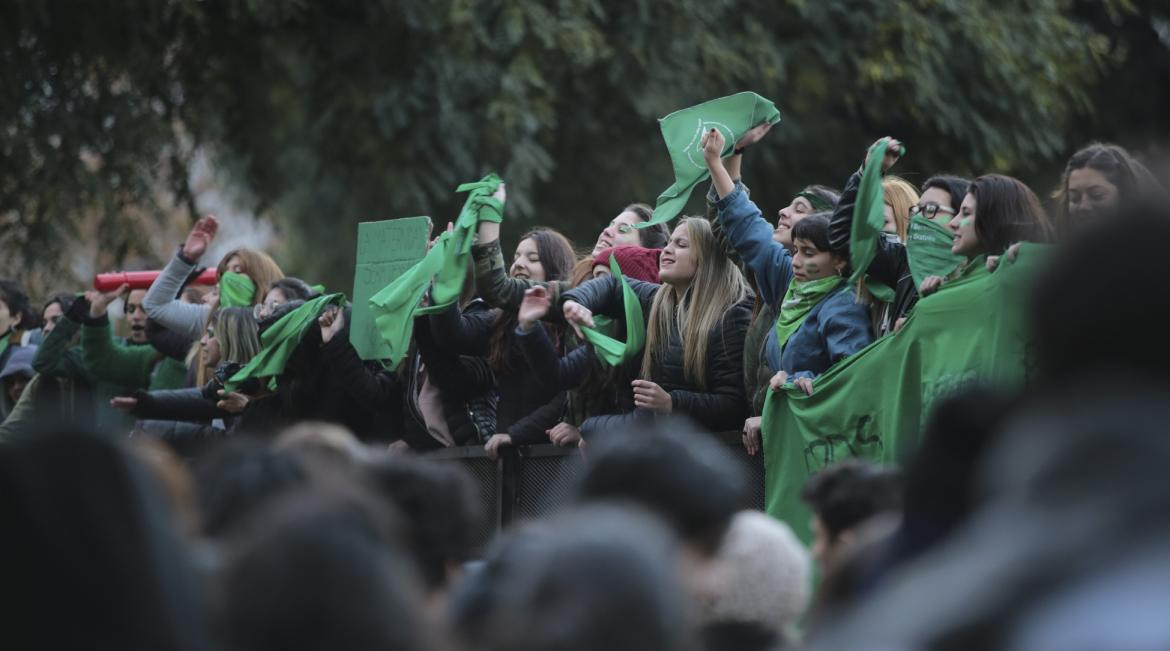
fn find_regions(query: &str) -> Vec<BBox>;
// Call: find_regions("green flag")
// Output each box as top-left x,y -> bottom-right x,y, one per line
368,175 -> 503,369
579,256 -> 646,365
225,293 -> 346,392
762,246 -> 1045,543
906,215 -> 964,289
646,92 -> 781,228
848,138 -> 894,289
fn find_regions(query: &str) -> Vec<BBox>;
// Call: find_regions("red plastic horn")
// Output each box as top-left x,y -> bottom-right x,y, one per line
93,268 -> 218,292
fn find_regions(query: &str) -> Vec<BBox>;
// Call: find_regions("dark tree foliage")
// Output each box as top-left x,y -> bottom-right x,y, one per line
2,0 -> 1166,294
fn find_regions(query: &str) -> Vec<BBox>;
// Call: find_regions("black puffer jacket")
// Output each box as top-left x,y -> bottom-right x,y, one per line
562,276 -> 751,433
828,169 -> 917,335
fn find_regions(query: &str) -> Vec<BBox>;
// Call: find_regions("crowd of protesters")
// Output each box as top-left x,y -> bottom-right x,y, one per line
3,127 -> 1170,650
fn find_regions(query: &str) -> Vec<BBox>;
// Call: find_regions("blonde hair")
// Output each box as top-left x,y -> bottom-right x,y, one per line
882,176 -> 920,242
217,248 -> 284,306
641,218 -> 749,388
214,306 -> 260,364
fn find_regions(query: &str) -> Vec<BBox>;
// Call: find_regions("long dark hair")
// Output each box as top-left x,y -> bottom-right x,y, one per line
969,175 -> 1053,256
487,229 -> 576,373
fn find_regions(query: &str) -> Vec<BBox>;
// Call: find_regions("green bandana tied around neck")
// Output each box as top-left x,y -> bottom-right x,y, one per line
645,92 -> 782,228
906,216 -> 965,289
796,191 -> 834,213
579,257 -> 646,366
219,271 -> 256,308
368,174 -> 503,369
225,293 -> 346,392
774,276 -> 843,354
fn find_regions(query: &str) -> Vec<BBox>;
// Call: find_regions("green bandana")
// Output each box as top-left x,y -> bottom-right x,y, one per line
774,276 -> 843,353
579,257 -> 646,366
369,174 -> 503,369
796,191 -> 834,213
645,92 -> 782,228
906,216 -> 964,289
848,139 -> 895,290
219,271 -> 256,308
226,293 -> 346,392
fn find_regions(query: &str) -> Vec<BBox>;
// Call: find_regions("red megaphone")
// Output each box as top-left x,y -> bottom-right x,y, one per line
93,268 -> 219,292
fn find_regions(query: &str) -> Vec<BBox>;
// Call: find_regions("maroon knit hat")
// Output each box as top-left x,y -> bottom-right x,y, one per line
592,246 -> 662,284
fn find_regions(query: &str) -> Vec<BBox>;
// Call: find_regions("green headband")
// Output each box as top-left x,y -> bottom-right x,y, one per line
796,191 -> 834,213
219,271 -> 257,308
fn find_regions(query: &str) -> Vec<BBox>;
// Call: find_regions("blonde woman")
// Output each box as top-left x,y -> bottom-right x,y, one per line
560,217 -> 752,432
881,175 -> 920,242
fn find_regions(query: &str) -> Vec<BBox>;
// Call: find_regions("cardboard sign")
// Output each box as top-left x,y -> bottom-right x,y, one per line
350,216 -> 431,360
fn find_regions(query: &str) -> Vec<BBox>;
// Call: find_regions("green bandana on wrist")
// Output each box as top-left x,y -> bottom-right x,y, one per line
219,271 -> 257,308
580,256 -> 646,366
796,191 -> 834,213
774,276 -> 843,353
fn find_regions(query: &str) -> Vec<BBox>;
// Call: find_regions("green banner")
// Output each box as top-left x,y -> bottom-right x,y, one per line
350,217 -> 431,360
762,246 -> 1044,542
647,92 -> 781,227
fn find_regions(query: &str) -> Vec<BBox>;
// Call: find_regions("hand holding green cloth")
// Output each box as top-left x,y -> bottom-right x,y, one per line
760,245 -> 1047,543
219,271 -> 257,308
579,256 -> 646,365
906,215 -> 964,288
847,138 -> 894,290
368,174 -> 503,369
225,293 -> 346,391
774,277 -> 844,357
645,92 -> 782,228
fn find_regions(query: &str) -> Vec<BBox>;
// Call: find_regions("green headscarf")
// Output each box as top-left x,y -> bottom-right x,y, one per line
219,271 -> 256,308
796,190 -> 834,213
579,256 -> 646,366
774,276 -> 843,353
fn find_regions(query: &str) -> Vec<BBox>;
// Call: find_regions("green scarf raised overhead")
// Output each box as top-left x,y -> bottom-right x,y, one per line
760,246 -> 1046,543
906,215 -> 964,289
219,271 -> 256,308
225,293 -> 346,392
580,256 -> 646,366
368,174 -> 503,369
774,276 -> 843,355
848,139 -> 901,302
646,92 -> 781,228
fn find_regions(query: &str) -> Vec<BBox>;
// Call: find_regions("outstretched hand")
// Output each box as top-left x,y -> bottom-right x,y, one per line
518,287 -> 551,331
86,284 -> 129,319
183,214 -> 219,261
734,121 -> 774,151
318,305 -> 345,344
701,128 -> 726,165
562,300 -> 595,339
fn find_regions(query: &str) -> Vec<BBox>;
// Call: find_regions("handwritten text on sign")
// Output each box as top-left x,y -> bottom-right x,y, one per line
350,216 -> 431,360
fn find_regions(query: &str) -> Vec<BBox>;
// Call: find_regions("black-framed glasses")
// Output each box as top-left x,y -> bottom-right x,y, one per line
910,202 -> 957,220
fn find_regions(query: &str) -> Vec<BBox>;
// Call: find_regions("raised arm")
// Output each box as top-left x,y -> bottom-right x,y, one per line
80,286 -> 159,388
828,137 -> 907,288
144,215 -> 217,339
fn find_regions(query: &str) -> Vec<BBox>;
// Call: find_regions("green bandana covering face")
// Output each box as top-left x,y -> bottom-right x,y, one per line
219,271 -> 256,308
225,293 -> 346,392
774,276 -> 843,353
796,191 -> 834,213
579,257 -> 646,366
645,92 -> 782,228
368,174 -> 503,369
906,216 -> 965,289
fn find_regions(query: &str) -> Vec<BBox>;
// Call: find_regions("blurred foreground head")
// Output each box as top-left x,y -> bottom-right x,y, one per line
1029,204 -> 1170,385
0,430 -> 210,651
573,417 -> 749,556
450,504 -> 691,651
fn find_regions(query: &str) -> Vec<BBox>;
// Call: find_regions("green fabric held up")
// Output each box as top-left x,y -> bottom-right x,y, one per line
580,256 -> 646,366
646,92 -> 781,228
219,271 -> 257,308
760,245 -> 1046,543
906,215 -> 965,289
848,138 -> 894,289
774,276 -> 843,354
368,174 -> 503,369
225,293 -> 346,392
